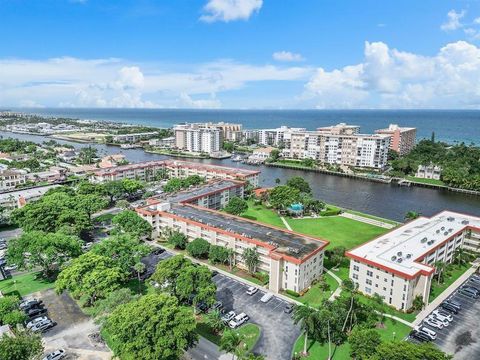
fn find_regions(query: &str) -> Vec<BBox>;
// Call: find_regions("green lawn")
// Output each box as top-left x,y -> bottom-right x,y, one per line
237,323 -> 261,351
286,216 -> 389,249
405,176 -> 445,186
0,272 -> 55,297
285,272 -> 339,307
429,263 -> 471,302
293,318 -> 411,359
344,209 -> 400,226
241,201 -> 286,228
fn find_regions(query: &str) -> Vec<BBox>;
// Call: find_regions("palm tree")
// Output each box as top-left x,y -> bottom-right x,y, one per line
220,330 -> 244,360
205,309 -> 225,334
242,247 -> 260,274
227,248 -> 236,271
292,304 -> 317,355
404,211 -> 421,221
454,248 -> 469,266
133,262 -> 146,293
434,261 -> 446,285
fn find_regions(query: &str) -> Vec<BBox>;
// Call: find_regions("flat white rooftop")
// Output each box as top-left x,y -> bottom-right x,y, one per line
347,211 -> 480,278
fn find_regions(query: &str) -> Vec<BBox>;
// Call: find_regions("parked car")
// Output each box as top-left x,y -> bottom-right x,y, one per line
0,243 -> 7,250
26,316 -> 49,330
246,287 -> 258,296
195,302 -> 209,313
424,317 -> 444,329
440,303 -> 459,314
260,293 -> 273,303
31,319 -> 56,333
443,299 -> 461,311
25,307 -> 48,319
414,326 -> 437,340
210,301 -> 223,312
410,330 -> 432,342
152,248 -> 165,255
4,264 -> 17,271
284,303 -> 295,314
222,311 -> 236,323
459,288 -> 479,299
429,314 -> 449,327
42,349 -> 66,360
433,309 -> 453,322
228,312 -> 249,329
20,299 -> 43,311
464,285 -> 480,294
211,270 -> 219,278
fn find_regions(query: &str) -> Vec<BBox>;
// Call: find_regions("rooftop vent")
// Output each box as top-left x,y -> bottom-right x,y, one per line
406,253 -> 413,259
397,258 -> 403,263
436,230 -> 440,234
391,256 -> 397,261
444,232 -> 449,236
421,237 -> 428,243
447,217 -> 455,222
441,226 -> 445,231
462,220 -> 470,225
397,251 -> 403,257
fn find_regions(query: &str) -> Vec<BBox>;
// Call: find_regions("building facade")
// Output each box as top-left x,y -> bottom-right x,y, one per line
346,211 -> 480,311
174,124 -> 222,154
0,170 -> 26,191
416,164 -> 442,180
375,124 -> 416,155
91,159 -> 260,187
258,126 -> 306,147
112,132 -> 158,143
136,179 -> 329,294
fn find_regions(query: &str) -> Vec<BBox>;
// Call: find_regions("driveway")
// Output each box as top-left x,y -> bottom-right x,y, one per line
31,289 -> 112,360
214,274 -> 301,360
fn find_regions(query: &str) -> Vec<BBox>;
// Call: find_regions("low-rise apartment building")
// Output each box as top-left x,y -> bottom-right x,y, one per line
346,211 -> 480,311
91,160 -> 260,187
375,124 -> 416,155
136,180 -> 329,293
112,132 -> 158,143
0,170 -> 26,191
259,126 -> 306,147
416,164 -> 442,180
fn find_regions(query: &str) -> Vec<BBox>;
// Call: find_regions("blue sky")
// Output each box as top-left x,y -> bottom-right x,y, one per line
1,0 -> 480,109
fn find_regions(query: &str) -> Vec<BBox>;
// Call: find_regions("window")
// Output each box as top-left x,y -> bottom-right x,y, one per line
389,297 -> 392,304
365,287 -> 372,294
353,274 -> 358,280
366,279 -> 372,285
367,270 -> 373,277
353,265 -> 359,272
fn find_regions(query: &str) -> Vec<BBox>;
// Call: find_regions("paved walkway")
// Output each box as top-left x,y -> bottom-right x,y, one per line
412,264 -> 479,326
340,212 -> 396,229
326,269 -> 343,301
280,216 -> 292,231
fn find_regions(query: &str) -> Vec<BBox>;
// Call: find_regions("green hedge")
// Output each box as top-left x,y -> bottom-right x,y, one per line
320,209 -> 342,217
285,289 -> 300,297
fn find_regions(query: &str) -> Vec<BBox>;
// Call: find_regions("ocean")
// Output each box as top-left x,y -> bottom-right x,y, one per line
11,108 -> 480,144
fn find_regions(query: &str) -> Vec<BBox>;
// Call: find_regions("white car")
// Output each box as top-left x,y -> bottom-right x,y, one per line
222,311 -> 236,323
424,317 -> 444,329
4,264 -> 17,271
31,319 -> 55,333
260,293 -> 273,303
433,310 -> 453,322
26,316 -> 49,330
228,312 -> 249,329
42,349 -> 66,360
414,325 -> 437,340
246,286 -> 258,296
429,314 -> 449,327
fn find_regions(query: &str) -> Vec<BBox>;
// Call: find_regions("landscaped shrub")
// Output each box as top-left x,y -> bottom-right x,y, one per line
320,208 -> 342,217
285,289 -> 300,297
186,238 -> 210,259
253,272 -> 269,285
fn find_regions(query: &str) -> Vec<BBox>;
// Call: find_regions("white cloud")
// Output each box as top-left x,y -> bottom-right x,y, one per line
441,9 -> 465,31
200,0 -> 262,23
303,40 -> 480,109
272,51 -> 305,62
179,93 -> 222,109
0,57 -> 310,108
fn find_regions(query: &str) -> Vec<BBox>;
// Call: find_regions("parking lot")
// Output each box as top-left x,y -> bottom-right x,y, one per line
410,275 -> 480,359
214,274 -> 301,360
30,289 -> 112,360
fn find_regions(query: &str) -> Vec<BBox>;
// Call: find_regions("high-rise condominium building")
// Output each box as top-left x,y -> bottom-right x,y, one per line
375,124 -> 416,155
258,126 -> 307,147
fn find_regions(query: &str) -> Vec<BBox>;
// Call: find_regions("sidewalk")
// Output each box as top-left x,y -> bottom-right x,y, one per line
412,264 -> 479,326
340,212 -> 396,229
326,269 -> 342,300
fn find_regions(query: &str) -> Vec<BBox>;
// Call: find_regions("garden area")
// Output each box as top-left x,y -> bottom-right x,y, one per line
283,272 -> 339,307
0,271 -> 55,297
429,261 -> 472,302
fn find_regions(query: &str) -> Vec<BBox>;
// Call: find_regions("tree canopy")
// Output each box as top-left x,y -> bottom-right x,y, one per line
224,197 -> 248,215
163,175 -> 205,193
7,231 -> 82,276
268,185 -> 302,210
56,252 -> 126,306
0,296 -> 27,327
104,293 -> 197,360
186,238 -> 210,259
0,331 -> 43,360
286,176 -> 312,194
112,210 -> 152,239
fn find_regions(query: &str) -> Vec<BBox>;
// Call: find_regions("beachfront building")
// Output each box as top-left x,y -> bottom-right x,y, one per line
376,124 -> 417,155
281,124 -> 391,169
91,159 -> 260,187
112,132 -> 158,143
0,169 -> 26,191
136,179 -> 329,293
416,164 -> 442,180
346,211 -> 480,311
258,126 -> 306,147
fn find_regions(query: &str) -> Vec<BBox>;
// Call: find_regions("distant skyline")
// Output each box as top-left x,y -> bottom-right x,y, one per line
1,0 -> 480,109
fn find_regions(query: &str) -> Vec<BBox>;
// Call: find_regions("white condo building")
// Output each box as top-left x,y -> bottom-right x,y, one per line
258,126 -> 307,147
346,211 -> 480,311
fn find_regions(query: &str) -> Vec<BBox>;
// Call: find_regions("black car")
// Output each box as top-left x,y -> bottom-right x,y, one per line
152,248 -> 165,255
440,303 -> 459,314
25,307 -> 47,319
196,302 -> 209,313
284,303 -> 295,314
20,300 -> 44,311
464,285 -> 480,293
444,299 -> 461,310
210,301 -> 223,312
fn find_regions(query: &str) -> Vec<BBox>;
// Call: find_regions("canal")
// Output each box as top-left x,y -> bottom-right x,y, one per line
1,131 -> 479,222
